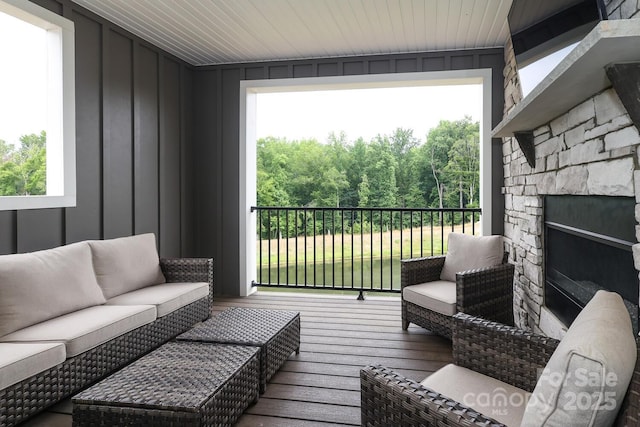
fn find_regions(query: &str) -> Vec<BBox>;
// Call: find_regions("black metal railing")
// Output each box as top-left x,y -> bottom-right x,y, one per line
252,206 -> 481,294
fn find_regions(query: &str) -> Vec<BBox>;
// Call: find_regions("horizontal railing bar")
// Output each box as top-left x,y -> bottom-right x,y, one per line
252,206 -> 481,213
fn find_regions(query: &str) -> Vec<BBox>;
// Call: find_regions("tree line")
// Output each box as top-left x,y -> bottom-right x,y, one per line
257,117 -> 480,210
0,131 -> 47,196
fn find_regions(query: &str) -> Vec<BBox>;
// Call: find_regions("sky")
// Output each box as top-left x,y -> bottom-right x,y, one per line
0,11 -> 48,146
256,84 -> 483,144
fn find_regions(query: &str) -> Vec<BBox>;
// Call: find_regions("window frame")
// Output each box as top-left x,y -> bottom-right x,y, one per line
0,0 -> 75,210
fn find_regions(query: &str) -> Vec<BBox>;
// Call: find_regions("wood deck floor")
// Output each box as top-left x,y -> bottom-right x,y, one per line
24,291 -> 452,427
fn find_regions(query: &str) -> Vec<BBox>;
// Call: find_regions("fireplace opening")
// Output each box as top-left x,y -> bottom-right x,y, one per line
544,195 -> 638,333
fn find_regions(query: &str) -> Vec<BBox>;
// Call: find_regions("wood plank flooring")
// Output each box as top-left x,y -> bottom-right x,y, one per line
23,291 -> 452,427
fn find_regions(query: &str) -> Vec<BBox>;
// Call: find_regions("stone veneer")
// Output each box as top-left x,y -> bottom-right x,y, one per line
501,2 -> 640,335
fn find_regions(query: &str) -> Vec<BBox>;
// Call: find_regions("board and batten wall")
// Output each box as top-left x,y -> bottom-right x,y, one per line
1,1 -> 505,297
193,50 -> 506,296
0,0 -> 194,257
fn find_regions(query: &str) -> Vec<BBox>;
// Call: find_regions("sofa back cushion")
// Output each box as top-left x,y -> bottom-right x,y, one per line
440,233 -> 503,282
0,242 -> 106,337
521,290 -> 637,427
88,233 -> 166,299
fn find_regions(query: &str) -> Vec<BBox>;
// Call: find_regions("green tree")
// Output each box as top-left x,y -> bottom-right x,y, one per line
423,117 -> 478,208
0,131 -> 46,196
445,132 -> 480,208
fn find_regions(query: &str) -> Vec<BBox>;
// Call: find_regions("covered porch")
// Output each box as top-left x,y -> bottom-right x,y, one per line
25,292 -> 451,426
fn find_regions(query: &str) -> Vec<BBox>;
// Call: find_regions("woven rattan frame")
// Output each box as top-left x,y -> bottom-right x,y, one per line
361,312 -> 640,427
72,342 -> 259,427
178,307 -> 300,393
0,257 -> 213,427
401,255 -> 515,339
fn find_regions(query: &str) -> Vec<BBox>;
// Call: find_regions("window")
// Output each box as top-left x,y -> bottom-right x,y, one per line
0,0 -> 75,210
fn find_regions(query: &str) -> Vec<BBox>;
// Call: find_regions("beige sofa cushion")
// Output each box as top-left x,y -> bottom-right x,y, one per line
0,242 -> 106,337
0,305 -> 156,357
88,233 -> 166,299
106,282 -> 209,317
521,290 -> 637,427
422,363 -> 528,427
440,233 -> 503,282
402,280 -> 456,316
0,342 -> 66,389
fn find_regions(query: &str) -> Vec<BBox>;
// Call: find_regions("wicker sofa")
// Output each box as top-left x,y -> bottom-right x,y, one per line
0,234 -> 213,427
362,291 -> 640,426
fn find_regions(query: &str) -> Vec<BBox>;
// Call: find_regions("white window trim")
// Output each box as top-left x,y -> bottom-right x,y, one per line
0,0 -> 75,210
239,69 -> 493,296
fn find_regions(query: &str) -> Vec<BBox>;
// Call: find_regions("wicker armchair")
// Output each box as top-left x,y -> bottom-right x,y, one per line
361,311 -> 640,427
401,246 -> 514,338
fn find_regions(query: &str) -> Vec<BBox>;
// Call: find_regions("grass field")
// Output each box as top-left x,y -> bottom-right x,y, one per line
257,222 -> 479,265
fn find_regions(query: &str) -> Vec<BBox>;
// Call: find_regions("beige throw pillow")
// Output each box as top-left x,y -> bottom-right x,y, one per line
88,233 -> 166,299
0,242 -> 106,337
521,290 -> 637,427
440,233 -> 503,282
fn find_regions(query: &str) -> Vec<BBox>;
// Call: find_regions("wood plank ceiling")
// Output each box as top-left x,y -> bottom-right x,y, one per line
70,0 -> 514,66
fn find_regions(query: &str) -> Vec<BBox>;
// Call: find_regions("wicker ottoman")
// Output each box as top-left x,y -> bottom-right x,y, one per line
177,307 -> 300,393
72,342 -> 259,427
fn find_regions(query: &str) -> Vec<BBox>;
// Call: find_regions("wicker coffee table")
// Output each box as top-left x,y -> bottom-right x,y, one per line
177,307 -> 300,393
72,342 -> 259,427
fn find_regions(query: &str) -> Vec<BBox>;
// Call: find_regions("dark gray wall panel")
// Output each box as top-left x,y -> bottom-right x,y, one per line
17,210 -> 64,253
66,11 -> 102,243
134,45 -> 160,237
369,60 -> 390,74
396,58 -> 418,73
0,0 -> 193,259
423,56 -> 446,71
103,30 -> 134,239
180,66 -> 195,256
192,70 -> 219,258
219,68 -> 242,296
159,59 -> 182,257
193,49 -> 505,296
293,64 -> 313,78
269,65 -> 289,79
0,212 -> 16,255
344,61 -> 364,75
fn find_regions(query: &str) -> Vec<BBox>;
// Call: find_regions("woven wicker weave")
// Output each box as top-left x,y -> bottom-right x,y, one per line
361,312 -> 640,426
178,307 -> 300,393
73,342 -> 260,427
401,255 -> 514,339
0,257 -> 213,427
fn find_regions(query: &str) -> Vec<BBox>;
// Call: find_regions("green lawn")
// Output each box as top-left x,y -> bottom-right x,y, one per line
257,222 -> 478,265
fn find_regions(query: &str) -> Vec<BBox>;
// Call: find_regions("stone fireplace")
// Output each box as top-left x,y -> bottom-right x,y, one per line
497,5 -> 640,337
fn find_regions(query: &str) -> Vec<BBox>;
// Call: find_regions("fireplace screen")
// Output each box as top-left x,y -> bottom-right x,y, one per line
544,195 -> 638,333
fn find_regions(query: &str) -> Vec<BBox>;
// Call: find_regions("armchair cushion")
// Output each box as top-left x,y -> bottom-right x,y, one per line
521,290 -> 637,427
421,363 -> 529,427
440,233 -> 503,282
88,233 -> 166,299
402,280 -> 456,316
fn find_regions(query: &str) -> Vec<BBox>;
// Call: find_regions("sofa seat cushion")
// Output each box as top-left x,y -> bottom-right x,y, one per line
440,233 -> 503,282
403,280 -> 456,316
421,363 -> 528,427
106,282 -> 209,317
0,305 -> 156,357
88,233 -> 166,299
0,342 -> 66,389
0,242 -> 106,337
521,290 -> 637,427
